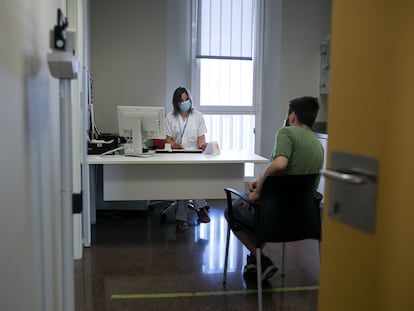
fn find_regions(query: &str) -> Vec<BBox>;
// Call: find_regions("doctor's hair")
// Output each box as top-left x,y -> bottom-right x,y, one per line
288,96 -> 320,127
172,86 -> 194,116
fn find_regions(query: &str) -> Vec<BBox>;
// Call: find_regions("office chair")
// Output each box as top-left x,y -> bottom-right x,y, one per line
149,200 -> 206,223
223,174 -> 322,311
148,200 -> 177,221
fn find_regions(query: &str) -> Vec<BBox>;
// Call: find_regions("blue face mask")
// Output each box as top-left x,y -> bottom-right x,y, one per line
179,100 -> 191,112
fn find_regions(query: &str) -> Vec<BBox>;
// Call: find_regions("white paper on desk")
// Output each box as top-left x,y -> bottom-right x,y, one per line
204,141 -> 220,155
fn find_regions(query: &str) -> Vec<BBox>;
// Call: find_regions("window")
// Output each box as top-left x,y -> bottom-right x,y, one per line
192,0 -> 261,176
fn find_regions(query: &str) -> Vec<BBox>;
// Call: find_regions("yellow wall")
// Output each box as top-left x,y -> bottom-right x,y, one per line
319,1 -> 414,310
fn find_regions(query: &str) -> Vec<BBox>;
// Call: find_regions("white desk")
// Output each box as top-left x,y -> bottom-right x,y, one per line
86,150 -> 268,246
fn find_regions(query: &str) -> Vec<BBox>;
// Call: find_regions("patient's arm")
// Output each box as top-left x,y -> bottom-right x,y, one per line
253,156 -> 288,199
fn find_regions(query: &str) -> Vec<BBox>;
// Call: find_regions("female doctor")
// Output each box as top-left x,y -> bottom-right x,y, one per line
165,86 -> 210,232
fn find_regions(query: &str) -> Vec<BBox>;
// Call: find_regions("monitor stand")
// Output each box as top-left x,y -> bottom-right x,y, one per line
124,120 -> 153,157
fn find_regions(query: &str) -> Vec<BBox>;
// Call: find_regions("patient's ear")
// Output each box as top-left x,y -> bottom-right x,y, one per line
285,113 -> 292,126
290,112 -> 298,125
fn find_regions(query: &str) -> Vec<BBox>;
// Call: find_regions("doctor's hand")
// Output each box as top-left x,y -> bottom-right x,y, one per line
171,142 -> 184,149
198,143 -> 207,151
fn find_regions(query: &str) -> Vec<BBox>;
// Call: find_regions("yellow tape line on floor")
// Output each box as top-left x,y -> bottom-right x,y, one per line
111,285 -> 319,299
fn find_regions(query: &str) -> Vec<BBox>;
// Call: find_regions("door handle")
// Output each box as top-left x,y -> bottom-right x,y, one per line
322,168 -> 375,185
324,152 -> 378,234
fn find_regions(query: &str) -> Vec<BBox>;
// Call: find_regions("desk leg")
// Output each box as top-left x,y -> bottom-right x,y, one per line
89,164 -> 102,224
82,163 -> 91,247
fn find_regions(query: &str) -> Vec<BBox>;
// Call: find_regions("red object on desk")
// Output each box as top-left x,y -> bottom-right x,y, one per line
152,138 -> 165,149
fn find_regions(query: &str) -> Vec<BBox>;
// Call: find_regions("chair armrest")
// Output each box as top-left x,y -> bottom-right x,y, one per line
224,187 -> 258,232
224,187 -> 257,206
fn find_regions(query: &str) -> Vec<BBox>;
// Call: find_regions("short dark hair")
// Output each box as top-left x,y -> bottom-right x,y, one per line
288,96 -> 319,127
172,86 -> 193,116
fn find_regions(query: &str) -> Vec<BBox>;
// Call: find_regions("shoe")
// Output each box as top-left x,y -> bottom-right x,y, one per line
197,207 -> 210,223
260,255 -> 278,281
243,253 -> 257,274
176,221 -> 190,232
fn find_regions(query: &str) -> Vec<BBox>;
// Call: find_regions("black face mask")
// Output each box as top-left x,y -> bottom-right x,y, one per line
283,111 -> 293,127
283,115 -> 291,127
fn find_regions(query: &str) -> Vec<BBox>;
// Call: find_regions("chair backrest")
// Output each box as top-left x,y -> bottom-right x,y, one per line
256,174 -> 322,243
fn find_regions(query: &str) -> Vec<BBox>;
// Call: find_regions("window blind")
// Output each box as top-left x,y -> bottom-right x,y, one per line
196,0 -> 255,60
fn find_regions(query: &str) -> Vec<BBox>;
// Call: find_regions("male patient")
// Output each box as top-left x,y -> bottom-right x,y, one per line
225,96 -> 324,281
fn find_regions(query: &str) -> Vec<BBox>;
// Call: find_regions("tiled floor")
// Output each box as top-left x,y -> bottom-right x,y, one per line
75,200 -> 320,310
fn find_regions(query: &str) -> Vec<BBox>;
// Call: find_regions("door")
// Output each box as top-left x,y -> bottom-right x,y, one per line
318,1 -> 414,310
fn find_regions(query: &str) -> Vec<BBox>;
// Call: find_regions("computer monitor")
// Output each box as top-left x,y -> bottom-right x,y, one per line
117,105 -> 166,156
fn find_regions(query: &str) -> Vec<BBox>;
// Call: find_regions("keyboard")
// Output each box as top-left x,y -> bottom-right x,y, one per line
155,149 -> 203,154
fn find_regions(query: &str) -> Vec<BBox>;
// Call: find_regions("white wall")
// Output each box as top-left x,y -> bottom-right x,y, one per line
0,0 -> 82,310
166,0 -> 192,113
279,0 -> 331,122
90,0 -> 168,133
261,0 -> 331,158
261,0 -> 283,158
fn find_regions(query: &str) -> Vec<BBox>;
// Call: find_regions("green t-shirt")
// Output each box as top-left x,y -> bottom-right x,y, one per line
271,126 -> 324,175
